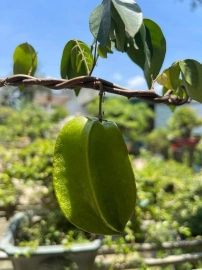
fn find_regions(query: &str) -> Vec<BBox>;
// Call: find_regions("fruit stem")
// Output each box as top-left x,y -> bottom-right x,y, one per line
98,81 -> 104,122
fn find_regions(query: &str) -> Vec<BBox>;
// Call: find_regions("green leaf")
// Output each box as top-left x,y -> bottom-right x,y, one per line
60,39 -> 93,95
156,59 -> 202,103
111,3 -> 126,52
156,62 -> 181,91
111,0 -> 142,38
13,43 -> 37,91
13,43 -> 37,90
180,59 -> 202,103
169,105 -> 176,112
109,18 -> 116,40
97,38 -> 113,58
60,40 -> 75,79
13,43 -> 37,76
127,19 -> 166,88
144,19 -> 166,84
89,0 -> 111,47
98,44 -> 108,58
179,59 -> 198,88
126,24 -> 146,70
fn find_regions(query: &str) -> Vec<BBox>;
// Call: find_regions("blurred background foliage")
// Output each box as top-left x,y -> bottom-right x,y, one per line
0,103 -> 69,143
1,95 -> 202,268
86,97 -> 154,142
0,103 -> 69,219
168,106 -> 202,138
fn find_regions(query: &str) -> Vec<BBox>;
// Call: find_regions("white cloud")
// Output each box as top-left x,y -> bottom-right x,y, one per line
126,76 -> 146,89
112,72 -> 123,81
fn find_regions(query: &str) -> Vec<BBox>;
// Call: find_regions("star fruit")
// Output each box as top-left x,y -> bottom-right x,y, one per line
53,116 -> 136,235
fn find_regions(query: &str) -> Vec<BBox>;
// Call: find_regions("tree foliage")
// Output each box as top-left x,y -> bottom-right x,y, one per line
0,104 -> 69,142
86,97 -> 154,142
168,107 -> 202,137
135,153 -> 202,238
8,0 -> 202,105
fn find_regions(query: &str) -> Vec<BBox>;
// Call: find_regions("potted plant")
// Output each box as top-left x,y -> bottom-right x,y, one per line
168,107 -> 202,165
0,212 -> 101,270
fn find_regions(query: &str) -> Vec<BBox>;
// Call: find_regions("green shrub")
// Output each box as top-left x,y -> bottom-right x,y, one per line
168,107 -> 202,138
135,152 -> 202,238
50,106 -> 69,122
0,173 -> 18,208
0,104 -> 68,143
86,97 -> 154,142
144,127 -> 170,158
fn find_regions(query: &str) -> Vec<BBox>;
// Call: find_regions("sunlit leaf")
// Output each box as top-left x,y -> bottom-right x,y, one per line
156,62 -> 181,91
156,59 -> 202,103
60,39 -> 93,95
13,43 -> 37,90
13,43 -> 37,76
111,0 -> 142,38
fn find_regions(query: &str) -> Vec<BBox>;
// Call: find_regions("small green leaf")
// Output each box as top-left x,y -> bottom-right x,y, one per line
156,62 -> 181,91
98,44 -> 107,58
156,59 -> 202,103
179,59 -> 198,88
169,105 -> 176,112
157,72 -> 168,86
180,59 -> 202,103
60,39 -> 93,95
97,37 -> 113,58
89,0 -> 111,47
13,43 -> 37,76
13,43 -> 37,90
111,0 -> 142,38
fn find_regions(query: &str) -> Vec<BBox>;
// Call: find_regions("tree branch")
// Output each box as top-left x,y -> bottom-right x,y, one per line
0,74 -> 191,106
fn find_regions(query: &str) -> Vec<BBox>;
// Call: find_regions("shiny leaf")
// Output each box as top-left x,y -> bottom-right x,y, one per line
60,39 -> 93,95
111,0 -> 142,38
89,0 -> 111,47
156,62 -> 181,91
13,43 -> 37,90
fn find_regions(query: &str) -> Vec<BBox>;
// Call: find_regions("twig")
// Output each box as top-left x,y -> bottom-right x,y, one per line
89,41 -> 99,76
0,74 -> 191,106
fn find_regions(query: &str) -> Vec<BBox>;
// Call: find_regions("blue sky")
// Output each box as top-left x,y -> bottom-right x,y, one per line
0,0 -> 202,94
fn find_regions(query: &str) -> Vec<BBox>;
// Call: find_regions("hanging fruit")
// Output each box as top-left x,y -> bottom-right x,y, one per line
53,116 -> 136,235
